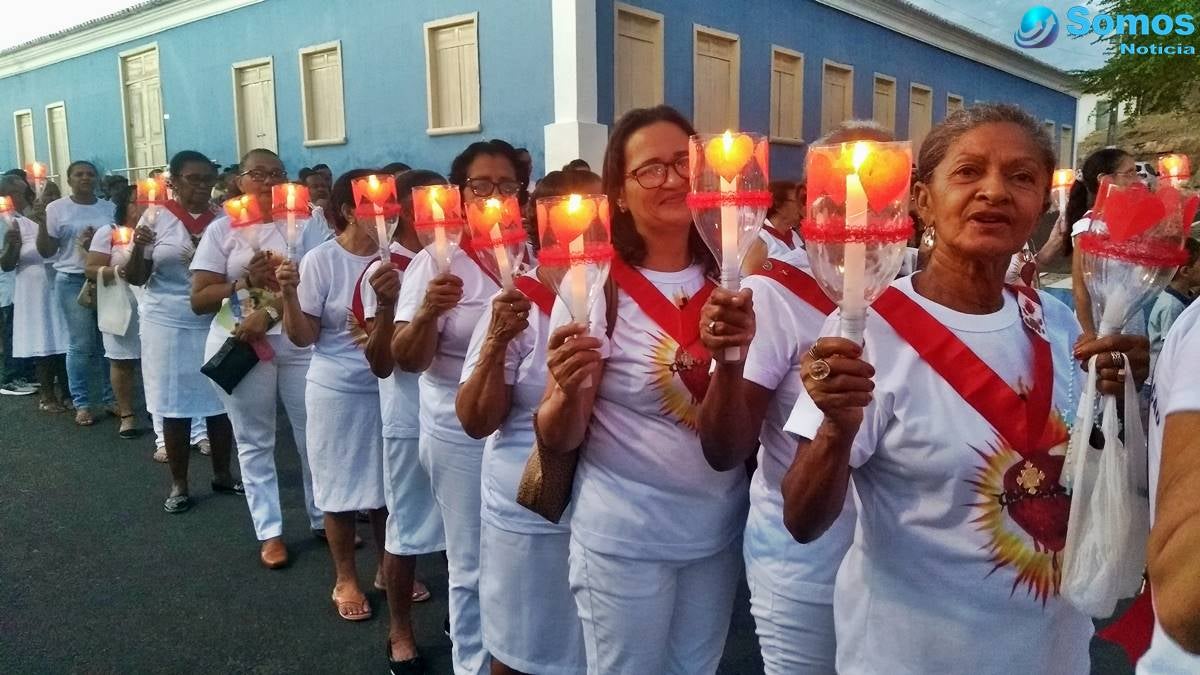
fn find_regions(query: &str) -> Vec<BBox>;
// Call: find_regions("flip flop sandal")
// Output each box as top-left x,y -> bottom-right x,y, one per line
119,415 -> 142,439
152,447 -> 168,463
39,401 -> 66,413
211,480 -> 245,495
163,494 -> 192,514
74,410 -> 95,426
412,581 -> 431,603
331,592 -> 372,622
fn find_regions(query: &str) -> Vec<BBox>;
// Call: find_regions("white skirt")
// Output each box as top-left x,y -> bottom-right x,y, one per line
102,292 -> 141,360
480,522 -> 585,674
383,436 -> 446,555
140,319 -> 224,418
12,264 -> 68,358
305,381 -> 385,512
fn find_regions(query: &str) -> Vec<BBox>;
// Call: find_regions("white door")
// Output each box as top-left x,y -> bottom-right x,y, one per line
615,9 -> 663,118
694,31 -> 738,133
46,104 -> 70,181
909,86 -> 933,150
13,110 -> 35,168
121,48 -> 167,179
822,64 -> 852,134
234,61 -> 278,155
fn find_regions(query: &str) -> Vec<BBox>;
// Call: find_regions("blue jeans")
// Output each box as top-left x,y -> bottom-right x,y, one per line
54,272 -> 112,409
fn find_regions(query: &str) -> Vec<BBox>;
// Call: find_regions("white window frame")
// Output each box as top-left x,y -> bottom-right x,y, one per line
116,42 -> 161,174
908,82 -> 933,140
423,12 -> 481,136
614,2 -> 665,119
768,45 -> 804,145
946,92 -> 964,116
1060,124 -> 1074,166
820,58 -> 854,135
298,40 -> 347,147
1043,118 -> 1056,147
692,24 -> 741,133
44,101 -> 69,180
872,73 -> 896,133
12,108 -> 33,167
230,56 -> 277,157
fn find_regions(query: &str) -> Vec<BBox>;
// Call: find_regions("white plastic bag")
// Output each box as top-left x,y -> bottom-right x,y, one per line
96,271 -> 132,336
1061,354 -> 1150,618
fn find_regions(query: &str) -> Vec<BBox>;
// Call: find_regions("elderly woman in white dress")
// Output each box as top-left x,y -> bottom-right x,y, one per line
276,168 -> 387,622
123,150 -> 239,514
191,148 -> 328,569
84,185 -> 144,439
0,174 -> 69,411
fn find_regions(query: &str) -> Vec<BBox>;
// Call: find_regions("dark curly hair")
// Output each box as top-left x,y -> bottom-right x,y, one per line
601,105 -> 715,276
327,168 -> 379,233
526,169 -> 603,252
448,140 -> 526,205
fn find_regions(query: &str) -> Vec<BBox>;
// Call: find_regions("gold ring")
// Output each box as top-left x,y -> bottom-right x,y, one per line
708,320 -> 718,334
809,359 -> 831,381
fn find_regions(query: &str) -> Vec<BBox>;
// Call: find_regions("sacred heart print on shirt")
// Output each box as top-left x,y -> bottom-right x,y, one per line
644,289 -> 711,432
966,406 -> 1071,604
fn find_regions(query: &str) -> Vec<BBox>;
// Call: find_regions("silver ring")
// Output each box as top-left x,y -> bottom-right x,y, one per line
1110,351 -> 1123,367
708,320 -> 718,334
809,359 -> 831,381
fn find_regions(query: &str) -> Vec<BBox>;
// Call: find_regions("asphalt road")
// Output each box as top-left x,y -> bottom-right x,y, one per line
0,392 -> 1132,674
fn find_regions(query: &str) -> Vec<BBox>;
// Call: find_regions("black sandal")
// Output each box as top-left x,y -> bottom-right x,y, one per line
163,494 -> 192,514
211,480 -> 245,495
386,643 -> 427,675
118,414 -> 142,440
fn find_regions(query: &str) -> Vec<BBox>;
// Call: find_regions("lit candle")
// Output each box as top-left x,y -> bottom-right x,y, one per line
429,186 -> 450,273
0,196 -> 13,231
563,194 -> 591,325
703,130 -> 756,361
225,195 -> 262,251
481,198 -> 513,289
1052,169 -> 1075,234
1158,154 -> 1190,189
137,177 -> 165,229
26,162 -> 46,199
841,141 -> 871,344
286,184 -> 298,259
112,226 -> 134,247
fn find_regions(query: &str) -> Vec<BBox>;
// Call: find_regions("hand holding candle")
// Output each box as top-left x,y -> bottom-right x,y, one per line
135,175 -> 168,230
466,195 -> 525,290
26,162 -> 47,200
272,182 -> 311,260
686,131 -> 770,361
412,184 -> 464,274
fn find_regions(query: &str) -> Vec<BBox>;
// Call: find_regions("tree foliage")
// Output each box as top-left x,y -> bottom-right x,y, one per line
1073,0 -> 1200,114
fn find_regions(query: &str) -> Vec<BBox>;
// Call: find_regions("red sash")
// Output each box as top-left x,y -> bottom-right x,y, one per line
871,284 -> 1058,457
163,200 -> 216,237
460,238 -> 502,287
752,259 -> 836,315
350,252 -> 413,326
515,274 -> 555,316
609,257 -> 715,366
762,225 -> 796,249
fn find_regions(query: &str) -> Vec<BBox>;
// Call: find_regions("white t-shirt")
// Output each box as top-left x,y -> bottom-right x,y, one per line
9,214 -> 68,357
1140,301 -> 1200,674
460,271 -> 559,534
137,208 -> 214,329
784,275 -> 1091,675
45,196 -> 115,274
554,263 -> 748,561
758,219 -> 798,259
741,267 -> 855,604
296,238 -> 378,393
360,242 -> 421,438
394,248 -> 499,443
1147,288 -> 1190,374
191,214 -> 329,361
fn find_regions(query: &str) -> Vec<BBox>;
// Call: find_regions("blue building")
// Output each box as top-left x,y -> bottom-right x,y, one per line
0,0 -> 1078,183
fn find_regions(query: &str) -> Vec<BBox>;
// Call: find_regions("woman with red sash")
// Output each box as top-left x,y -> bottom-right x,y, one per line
697,123 -> 892,675
722,104 -> 1146,674
392,141 -> 519,675
123,150 -> 238,514
191,149 -> 331,567
535,106 -> 748,674
455,169 -> 600,675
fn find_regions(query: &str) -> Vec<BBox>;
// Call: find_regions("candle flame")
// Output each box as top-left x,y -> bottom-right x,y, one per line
1052,169 -> 1076,189
0,196 -> 11,213
1159,153 -> 1190,179
722,130 -> 734,153
566,193 -> 583,213
369,175 -> 380,190
851,142 -> 871,172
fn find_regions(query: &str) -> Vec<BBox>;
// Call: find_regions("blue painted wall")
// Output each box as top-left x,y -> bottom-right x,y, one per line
0,0 -> 554,179
595,0 -> 1079,180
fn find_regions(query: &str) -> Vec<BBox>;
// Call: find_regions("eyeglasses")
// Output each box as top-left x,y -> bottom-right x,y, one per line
176,173 -> 219,187
627,155 -> 689,189
1110,169 -> 1139,178
239,169 -> 288,182
466,178 -> 522,198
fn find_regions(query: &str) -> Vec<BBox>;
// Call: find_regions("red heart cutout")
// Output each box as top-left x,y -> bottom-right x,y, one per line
704,134 -> 755,183
806,151 -> 847,205
548,196 -> 597,243
673,346 -> 711,402
1101,183 -> 1167,243
857,148 -> 911,212
1003,452 -> 1069,553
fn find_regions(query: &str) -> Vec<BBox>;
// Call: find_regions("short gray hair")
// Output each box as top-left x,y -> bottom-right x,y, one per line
915,103 -> 1055,186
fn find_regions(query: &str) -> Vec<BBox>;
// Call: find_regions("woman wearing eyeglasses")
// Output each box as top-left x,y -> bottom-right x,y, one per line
392,140 -> 522,675
191,149 -> 330,567
123,150 -> 239,514
535,106 -> 748,674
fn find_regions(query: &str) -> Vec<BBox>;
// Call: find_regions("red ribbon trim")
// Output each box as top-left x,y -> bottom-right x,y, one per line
872,285 -> 1059,456
163,200 -> 217,237
413,217 -> 467,231
537,243 -> 616,267
515,274 -> 556,316
751,258 -> 836,315
685,191 -> 773,209
801,217 -> 914,245
468,228 -> 528,252
609,257 -> 715,366
354,203 -> 402,220
1076,233 -> 1190,268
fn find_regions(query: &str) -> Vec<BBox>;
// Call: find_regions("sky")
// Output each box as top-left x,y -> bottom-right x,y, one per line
4,0 -> 1109,72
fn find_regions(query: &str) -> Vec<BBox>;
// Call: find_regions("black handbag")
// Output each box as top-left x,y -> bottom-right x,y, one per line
200,337 -> 259,394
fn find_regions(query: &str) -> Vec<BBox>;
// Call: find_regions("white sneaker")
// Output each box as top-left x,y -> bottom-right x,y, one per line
0,379 -> 37,396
